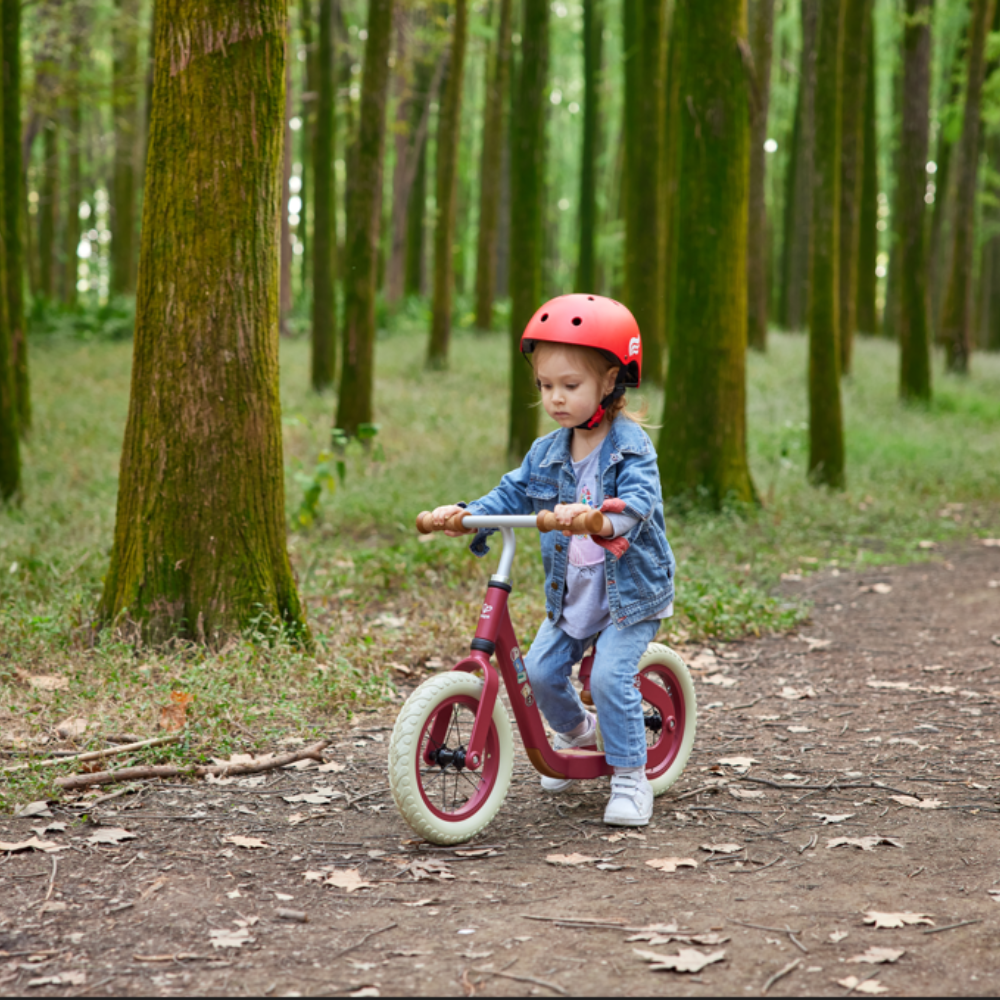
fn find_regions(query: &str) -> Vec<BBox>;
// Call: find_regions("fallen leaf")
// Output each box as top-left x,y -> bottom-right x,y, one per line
459,949 -> 494,959
546,853 -> 600,866
801,636 -> 832,651
324,869 -> 375,892
702,674 -> 738,687
88,827 -> 136,846
645,857 -> 698,874
317,760 -> 346,773
287,812 -> 307,826
39,901 -> 68,914
862,911 -> 933,929
917,540 -> 936,549
0,837 -> 66,854
829,931 -> 849,943
26,674 -> 69,692
403,898 -> 437,907
208,926 -> 253,949
634,947 -> 726,973
210,753 -> 259,767
14,801 -> 52,819
890,795 -> 943,810
814,813 -> 854,825
779,685 -> 817,700
283,792 -> 342,805
718,756 -> 758,774
159,690 -> 192,732
787,725 -> 813,733
688,650 -> 718,671
453,848 -> 498,858
837,976 -> 888,995
399,859 -> 455,881
728,787 -> 765,801
859,583 -> 892,595
139,876 -> 168,900
867,680 -> 913,691
26,972 -> 86,988
699,843 -> 742,854
55,717 -> 88,740
848,947 -> 905,965
826,837 -> 903,852
224,835 -> 268,850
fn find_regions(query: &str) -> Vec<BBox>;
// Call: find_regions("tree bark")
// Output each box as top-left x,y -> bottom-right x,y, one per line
298,0 -> 315,296
808,0 -> 845,489
575,0 -> 602,294
747,0 -> 776,352
940,0 -> 996,374
280,28 -> 294,335
837,0 -> 872,375
896,0 -> 933,401
0,34 -> 19,503
662,14 -> 681,350
311,0 -> 337,391
63,13 -> 85,309
427,0 -> 469,368
111,0 -> 140,297
38,121 -> 58,301
659,0 -> 756,507
474,0 -> 513,326
623,0 -> 666,384
99,2 -> 307,645
507,0 -> 548,459
2,0 -> 28,435
336,0 -> 394,436
855,22 -> 878,335
405,133 -> 427,296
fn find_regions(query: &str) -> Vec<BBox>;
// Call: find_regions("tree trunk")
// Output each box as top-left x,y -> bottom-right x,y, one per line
575,0 -> 602,294
311,0 -> 337,391
299,0 -> 315,298
474,0 -> 513,326
0,38 -> 19,503
336,0 -> 395,436
855,22 -> 878,335
427,0 -> 469,368
405,134 -> 427,296
659,0 -> 756,507
941,0 -> 996,374
280,29 -> 294,336
929,63 -> 961,334
111,0 -> 140,297
896,0 -> 933,401
99,2 -> 308,645
63,15 -> 84,309
662,14 -> 681,349
747,0 -> 776,352
2,0 -> 28,435
837,0 -> 872,375
988,224 -> 1000,350
807,0 -> 845,489
623,0 -> 666,383
38,121 -> 58,301
507,0 -> 548,458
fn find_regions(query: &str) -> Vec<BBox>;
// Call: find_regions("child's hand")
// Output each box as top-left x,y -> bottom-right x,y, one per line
553,503 -> 612,537
430,504 -> 474,536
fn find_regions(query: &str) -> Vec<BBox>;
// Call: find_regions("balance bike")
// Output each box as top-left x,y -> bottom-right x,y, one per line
388,509 -> 697,845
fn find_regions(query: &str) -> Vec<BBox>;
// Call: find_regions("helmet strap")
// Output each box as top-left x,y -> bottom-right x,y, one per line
574,385 -> 625,431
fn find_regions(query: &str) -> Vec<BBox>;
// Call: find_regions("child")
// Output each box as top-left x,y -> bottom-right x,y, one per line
430,294 -> 675,826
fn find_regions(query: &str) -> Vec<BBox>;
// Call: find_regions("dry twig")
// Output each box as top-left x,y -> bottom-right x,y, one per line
762,958 -> 801,994
3,735 -> 182,774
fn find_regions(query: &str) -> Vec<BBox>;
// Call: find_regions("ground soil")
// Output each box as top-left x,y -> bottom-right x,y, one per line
2,543 -> 999,997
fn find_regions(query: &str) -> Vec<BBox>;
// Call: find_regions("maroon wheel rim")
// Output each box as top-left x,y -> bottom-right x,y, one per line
415,694 -> 500,822
639,665 -> 687,779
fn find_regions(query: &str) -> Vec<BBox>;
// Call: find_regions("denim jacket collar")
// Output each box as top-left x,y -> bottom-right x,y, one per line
537,416 -> 652,474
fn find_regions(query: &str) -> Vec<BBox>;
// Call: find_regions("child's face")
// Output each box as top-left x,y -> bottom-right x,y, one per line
535,346 -> 617,430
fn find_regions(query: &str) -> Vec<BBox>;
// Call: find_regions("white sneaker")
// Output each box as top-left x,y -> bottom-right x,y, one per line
540,713 -> 597,794
603,770 -> 653,826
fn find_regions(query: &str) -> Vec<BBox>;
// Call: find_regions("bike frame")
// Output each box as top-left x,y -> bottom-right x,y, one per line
426,515 -> 612,781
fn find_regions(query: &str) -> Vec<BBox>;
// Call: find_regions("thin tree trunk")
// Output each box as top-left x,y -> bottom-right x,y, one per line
748,0 -> 776,352
662,14 -> 681,350
808,0 -> 845,489
311,0 -> 337,391
2,0 -> 28,435
897,0 -> 933,401
63,15 -> 84,309
507,0 -> 548,458
575,0 -> 601,294
280,29 -> 294,335
988,223 -> 1000,350
941,0 -> 996,374
336,0 -> 395,436
837,0 -> 872,375
475,0 -> 513,326
427,0 -> 469,368
99,2 -> 308,645
659,0 -> 756,506
111,0 -> 140,297
0,35 -> 19,502
299,0 -> 316,297
855,22 -> 878,335
495,88 -> 512,298
38,121 -> 58,301
929,64 -> 961,333
623,0 -> 666,383
405,134 -> 427,295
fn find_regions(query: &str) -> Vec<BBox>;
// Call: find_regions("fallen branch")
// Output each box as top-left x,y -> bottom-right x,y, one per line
922,919 -> 981,935
474,967 -> 569,996
54,741 -> 329,790
762,958 -> 800,994
2,735 -> 183,774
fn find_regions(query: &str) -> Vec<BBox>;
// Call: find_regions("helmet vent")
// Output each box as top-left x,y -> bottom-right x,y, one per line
572,317 -> 582,326
540,313 -> 549,322
587,296 -> 595,301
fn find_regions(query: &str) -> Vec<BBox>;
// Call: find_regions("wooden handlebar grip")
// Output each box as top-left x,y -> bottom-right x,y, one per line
415,510 -> 471,534
536,509 -> 605,535
416,511 -> 436,534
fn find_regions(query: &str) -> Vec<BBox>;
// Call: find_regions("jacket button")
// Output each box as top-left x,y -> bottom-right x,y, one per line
548,612 -> 554,620
555,543 -> 563,552
550,581 -> 559,590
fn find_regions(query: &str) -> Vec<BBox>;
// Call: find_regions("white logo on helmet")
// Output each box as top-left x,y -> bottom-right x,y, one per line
628,336 -> 640,357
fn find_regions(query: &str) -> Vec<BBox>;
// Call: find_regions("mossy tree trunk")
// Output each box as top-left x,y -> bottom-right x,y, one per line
336,0 -> 394,436
575,0 -> 602,294
659,0 -> 756,507
855,23 -> 879,335
474,0 -> 513,327
896,0 -> 933,401
2,0 -> 28,435
747,0 -> 776,352
427,0 -> 469,368
807,0 -> 845,489
837,0 -> 872,375
0,39 -> 19,504
311,0 -> 337,391
111,0 -> 140,297
941,0 -> 996,374
507,0 -> 548,459
99,1 -> 308,646
623,0 -> 665,384
38,121 -> 58,301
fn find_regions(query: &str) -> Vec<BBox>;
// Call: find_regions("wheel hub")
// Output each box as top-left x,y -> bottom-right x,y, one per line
428,745 -> 467,770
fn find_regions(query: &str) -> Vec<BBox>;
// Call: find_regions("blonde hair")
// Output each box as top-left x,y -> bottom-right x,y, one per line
531,341 -> 651,427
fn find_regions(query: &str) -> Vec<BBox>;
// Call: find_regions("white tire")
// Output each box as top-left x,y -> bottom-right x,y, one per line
389,672 -> 514,845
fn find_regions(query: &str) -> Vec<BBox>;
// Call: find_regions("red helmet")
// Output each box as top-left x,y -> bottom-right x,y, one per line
520,293 -> 643,388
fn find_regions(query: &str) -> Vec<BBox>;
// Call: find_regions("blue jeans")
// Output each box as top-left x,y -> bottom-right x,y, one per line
524,617 -> 660,769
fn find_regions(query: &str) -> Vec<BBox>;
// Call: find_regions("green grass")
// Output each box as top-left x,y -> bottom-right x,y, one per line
2,324 -> 999,799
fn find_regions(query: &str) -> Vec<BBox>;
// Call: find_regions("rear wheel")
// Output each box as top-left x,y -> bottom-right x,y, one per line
389,672 -> 514,845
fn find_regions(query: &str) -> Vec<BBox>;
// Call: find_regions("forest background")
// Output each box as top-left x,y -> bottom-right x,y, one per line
1,0 -> 1000,792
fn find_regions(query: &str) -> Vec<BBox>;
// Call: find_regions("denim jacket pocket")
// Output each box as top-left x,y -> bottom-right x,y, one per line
525,478 -> 559,511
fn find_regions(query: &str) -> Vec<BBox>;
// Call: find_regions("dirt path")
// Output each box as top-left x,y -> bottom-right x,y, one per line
2,544 -> 999,997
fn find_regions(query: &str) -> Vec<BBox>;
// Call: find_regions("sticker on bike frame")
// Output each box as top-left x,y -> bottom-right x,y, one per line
480,602 -> 493,619
520,682 -> 534,707
511,647 -> 528,685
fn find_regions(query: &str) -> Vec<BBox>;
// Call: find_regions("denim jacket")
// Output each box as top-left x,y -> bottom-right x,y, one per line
465,416 -> 675,630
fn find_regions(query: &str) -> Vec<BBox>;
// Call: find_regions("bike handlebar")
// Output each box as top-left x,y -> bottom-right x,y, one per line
415,509 -> 605,536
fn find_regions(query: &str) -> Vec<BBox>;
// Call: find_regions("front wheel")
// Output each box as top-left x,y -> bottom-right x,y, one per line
388,671 -> 514,845
638,643 -> 697,796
